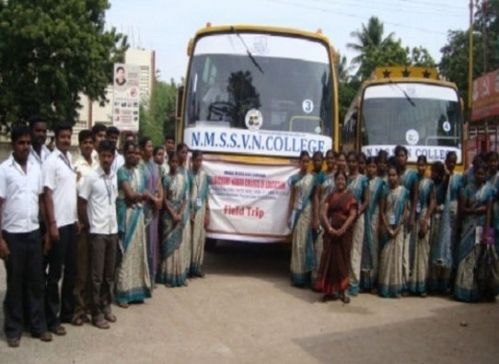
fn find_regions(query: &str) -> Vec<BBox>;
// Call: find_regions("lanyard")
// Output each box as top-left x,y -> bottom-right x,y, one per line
58,153 -> 76,174
102,175 -> 113,205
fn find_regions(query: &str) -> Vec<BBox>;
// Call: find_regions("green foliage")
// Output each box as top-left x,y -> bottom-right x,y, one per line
0,0 -> 127,126
440,0 -> 499,112
347,16 -> 435,81
138,79 -> 177,146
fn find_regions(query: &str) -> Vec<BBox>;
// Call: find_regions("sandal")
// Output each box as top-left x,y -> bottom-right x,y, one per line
49,325 -> 66,336
71,316 -> 84,326
117,302 -> 129,309
340,295 -> 351,304
104,313 -> 117,323
93,319 -> 110,330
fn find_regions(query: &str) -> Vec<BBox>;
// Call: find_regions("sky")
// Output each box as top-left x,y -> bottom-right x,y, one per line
106,0 -> 470,82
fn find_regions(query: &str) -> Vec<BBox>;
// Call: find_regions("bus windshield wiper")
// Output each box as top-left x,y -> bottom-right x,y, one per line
388,80 -> 416,107
231,26 -> 265,74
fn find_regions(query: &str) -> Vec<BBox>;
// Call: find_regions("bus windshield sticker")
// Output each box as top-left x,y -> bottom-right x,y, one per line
405,129 -> 419,145
442,121 -> 451,132
245,109 -> 263,130
302,99 -> 314,114
314,126 -> 322,134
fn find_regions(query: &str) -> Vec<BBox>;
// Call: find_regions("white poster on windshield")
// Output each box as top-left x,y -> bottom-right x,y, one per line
361,144 -> 462,163
112,63 -> 140,131
203,160 -> 297,242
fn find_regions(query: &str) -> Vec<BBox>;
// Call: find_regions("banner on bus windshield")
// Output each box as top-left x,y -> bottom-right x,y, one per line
203,160 -> 297,242
361,145 -> 462,163
185,126 -> 332,158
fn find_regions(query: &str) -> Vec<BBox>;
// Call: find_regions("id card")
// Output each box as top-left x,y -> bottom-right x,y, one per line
416,202 -> 421,214
475,226 -> 483,245
296,199 -> 303,210
196,198 -> 202,208
389,214 -> 396,226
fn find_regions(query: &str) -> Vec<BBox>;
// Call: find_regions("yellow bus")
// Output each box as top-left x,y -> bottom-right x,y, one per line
178,24 -> 339,242
342,67 -> 465,170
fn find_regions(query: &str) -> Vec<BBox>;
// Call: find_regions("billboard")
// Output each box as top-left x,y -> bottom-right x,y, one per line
112,63 -> 140,131
471,69 -> 499,121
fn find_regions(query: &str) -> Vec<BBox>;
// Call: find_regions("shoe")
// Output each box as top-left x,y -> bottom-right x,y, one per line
49,325 -> 66,336
7,337 -> 20,348
104,313 -> 117,323
32,332 -> 53,342
93,319 -> 110,330
117,302 -> 129,309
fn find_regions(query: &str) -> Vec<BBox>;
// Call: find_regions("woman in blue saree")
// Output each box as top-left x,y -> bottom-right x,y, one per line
347,151 -> 369,296
409,156 -> 434,296
139,137 -> 163,287
360,156 -> 385,292
116,142 -> 152,307
455,162 -> 496,302
378,165 -> 409,298
189,150 -> 210,277
395,145 -> 418,292
288,151 -> 315,287
157,152 -> 192,287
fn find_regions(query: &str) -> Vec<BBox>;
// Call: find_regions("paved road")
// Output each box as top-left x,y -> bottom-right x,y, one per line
0,242 -> 497,363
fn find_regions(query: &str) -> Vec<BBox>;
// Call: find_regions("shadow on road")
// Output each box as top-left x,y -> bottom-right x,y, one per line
204,241 -> 322,303
292,303 -> 499,364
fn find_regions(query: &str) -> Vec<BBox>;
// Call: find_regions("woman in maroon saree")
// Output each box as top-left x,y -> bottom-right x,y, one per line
315,171 -> 358,303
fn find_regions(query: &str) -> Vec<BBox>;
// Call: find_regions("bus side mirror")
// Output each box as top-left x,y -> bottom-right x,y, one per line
176,85 -> 184,121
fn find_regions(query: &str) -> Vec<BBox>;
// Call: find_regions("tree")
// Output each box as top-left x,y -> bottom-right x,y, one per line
347,16 -> 435,80
439,0 -> 499,112
139,78 -> 177,146
0,0 -> 128,127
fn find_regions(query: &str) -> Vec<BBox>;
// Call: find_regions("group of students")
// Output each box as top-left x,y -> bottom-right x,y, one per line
288,146 -> 499,304
0,118 -> 210,348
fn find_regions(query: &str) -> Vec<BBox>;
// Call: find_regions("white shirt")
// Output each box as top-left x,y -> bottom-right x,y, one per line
43,148 -> 78,228
29,144 -> 51,165
78,166 -> 118,235
0,155 -> 43,233
74,154 -> 98,192
112,151 -> 125,175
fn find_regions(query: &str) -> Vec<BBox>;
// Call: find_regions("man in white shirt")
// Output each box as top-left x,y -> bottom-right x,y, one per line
106,126 -> 125,174
78,140 -> 118,329
90,123 -> 107,166
43,123 -> 78,336
28,115 -> 51,165
72,129 -> 97,325
0,126 -> 52,347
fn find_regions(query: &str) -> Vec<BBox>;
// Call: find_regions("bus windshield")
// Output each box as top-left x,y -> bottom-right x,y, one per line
185,32 -> 333,136
361,83 -> 462,162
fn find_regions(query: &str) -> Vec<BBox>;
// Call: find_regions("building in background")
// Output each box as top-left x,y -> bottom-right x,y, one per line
74,48 -> 155,140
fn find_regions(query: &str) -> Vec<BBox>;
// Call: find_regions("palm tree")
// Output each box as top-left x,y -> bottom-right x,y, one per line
347,17 -> 398,79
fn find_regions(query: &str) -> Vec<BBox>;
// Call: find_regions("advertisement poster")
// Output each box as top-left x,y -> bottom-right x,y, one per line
203,160 -> 298,242
112,63 -> 140,131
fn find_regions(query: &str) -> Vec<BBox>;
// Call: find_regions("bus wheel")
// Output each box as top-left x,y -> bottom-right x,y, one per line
205,238 -> 218,252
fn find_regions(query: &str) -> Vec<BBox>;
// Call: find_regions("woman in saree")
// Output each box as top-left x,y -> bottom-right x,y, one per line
315,171 -> 357,303
312,150 -> 336,283
454,162 -> 496,302
116,142 -> 152,307
378,165 -> 409,298
189,150 -> 210,278
486,152 -> 499,260
335,151 -> 347,175
288,151 -> 315,287
394,145 -> 418,292
346,151 -> 369,296
360,157 -> 385,292
157,152 -> 192,287
409,156 -> 435,296
358,152 -> 367,175
428,161 -> 450,293
377,150 -> 389,182
139,137 -> 163,285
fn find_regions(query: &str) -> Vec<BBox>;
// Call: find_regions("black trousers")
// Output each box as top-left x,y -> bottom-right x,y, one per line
3,229 -> 46,339
89,234 -> 118,320
45,223 -> 77,329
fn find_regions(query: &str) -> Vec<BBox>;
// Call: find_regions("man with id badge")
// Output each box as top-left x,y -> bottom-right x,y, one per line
43,123 -> 78,336
78,140 -> 118,329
